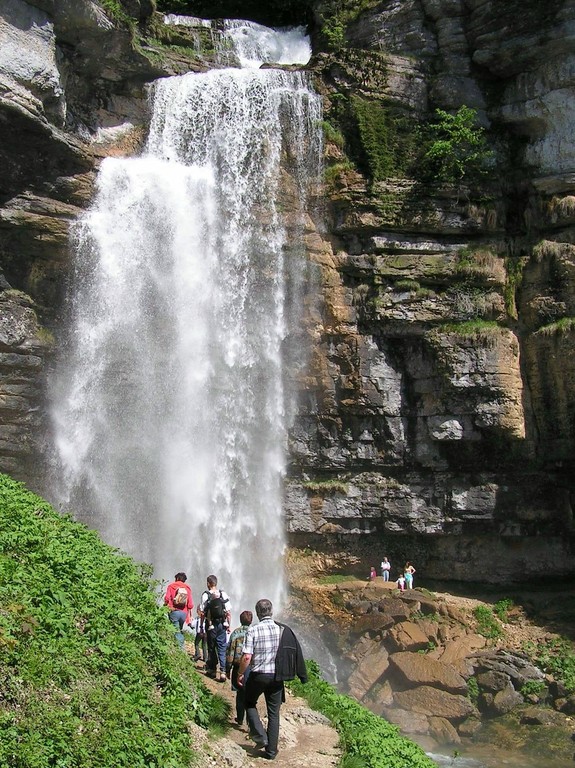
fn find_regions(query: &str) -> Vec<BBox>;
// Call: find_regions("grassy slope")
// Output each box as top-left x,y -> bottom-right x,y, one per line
0,474 -> 219,768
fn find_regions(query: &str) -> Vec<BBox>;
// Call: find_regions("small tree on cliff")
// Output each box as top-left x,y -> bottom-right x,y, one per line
421,105 -> 494,185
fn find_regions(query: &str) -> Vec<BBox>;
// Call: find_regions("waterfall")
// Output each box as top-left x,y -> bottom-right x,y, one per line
49,22 -> 322,613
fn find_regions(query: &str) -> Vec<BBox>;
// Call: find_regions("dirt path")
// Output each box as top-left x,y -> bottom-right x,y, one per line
188,658 -> 342,768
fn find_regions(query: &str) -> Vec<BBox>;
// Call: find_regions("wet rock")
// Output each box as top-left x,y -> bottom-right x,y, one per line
388,651 -> 468,695
393,685 -> 478,720
479,682 -> 523,716
520,707 -> 559,726
429,715 -> 461,745
380,706 -> 430,735
346,643 -> 389,700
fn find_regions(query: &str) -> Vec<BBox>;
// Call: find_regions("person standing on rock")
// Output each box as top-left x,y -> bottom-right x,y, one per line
226,610 -> 253,725
163,572 -> 193,649
396,573 -> 406,591
404,562 -> 416,589
380,557 -> 391,581
200,574 -> 231,682
369,565 -> 377,580
237,599 -> 283,760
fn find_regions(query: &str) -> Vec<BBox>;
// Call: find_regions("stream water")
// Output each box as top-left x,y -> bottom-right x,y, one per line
48,19 -> 322,612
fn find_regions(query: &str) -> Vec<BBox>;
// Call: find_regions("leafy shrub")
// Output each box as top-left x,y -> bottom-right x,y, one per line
524,638 -> 575,694
0,474 -> 222,768
473,605 -> 504,640
467,676 -> 479,704
493,598 -> 514,622
520,680 -> 546,698
289,661 -> 436,768
421,106 -> 493,184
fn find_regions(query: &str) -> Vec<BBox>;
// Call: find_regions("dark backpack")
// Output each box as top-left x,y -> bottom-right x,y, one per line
205,590 -> 228,623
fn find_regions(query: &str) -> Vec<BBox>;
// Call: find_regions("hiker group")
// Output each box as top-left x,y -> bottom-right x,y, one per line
163,571 -> 306,761
369,558 -> 417,590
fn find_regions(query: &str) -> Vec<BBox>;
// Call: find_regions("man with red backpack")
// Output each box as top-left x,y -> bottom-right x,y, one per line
164,572 -> 193,649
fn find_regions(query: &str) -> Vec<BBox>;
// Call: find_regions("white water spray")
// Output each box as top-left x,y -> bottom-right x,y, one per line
49,23 -> 322,613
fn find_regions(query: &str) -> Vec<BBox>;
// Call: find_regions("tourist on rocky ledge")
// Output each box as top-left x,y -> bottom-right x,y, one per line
404,562 -> 416,589
380,557 -> 391,581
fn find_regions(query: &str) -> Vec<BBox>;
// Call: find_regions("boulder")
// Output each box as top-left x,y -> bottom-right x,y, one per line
388,651 -> 468,695
479,682 -> 523,716
476,669 -> 511,693
387,621 -> 429,652
429,715 -> 461,745
380,706 -> 430,735
351,612 -> 396,634
439,634 -> 486,665
393,686 -> 478,720
347,643 -> 389,700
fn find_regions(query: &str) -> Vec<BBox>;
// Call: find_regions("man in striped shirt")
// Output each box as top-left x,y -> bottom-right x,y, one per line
237,598 -> 282,760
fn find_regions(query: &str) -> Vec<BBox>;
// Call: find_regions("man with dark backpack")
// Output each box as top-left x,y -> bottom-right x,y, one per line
200,574 -> 231,682
163,572 -> 193,649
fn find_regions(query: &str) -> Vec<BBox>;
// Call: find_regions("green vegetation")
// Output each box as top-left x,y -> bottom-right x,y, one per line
534,317 -> 575,336
472,605 -> 504,640
101,0 -> 136,26
504,256 -> 527,320
520,680 -> 546,698
321,120 -> 346,148
524,637 -> 575,694
318,574 -> 357,585
493,598 -> 514,622
303,479 -> 349,494
421,106 -> 493,185
436,319 -> 501,336
394,279 -> 420,292
290,661 -> 436,768
350,96 -> 416,182
467,676 -> 479,704
315,0 -> 381,50
0,474 -> 227,768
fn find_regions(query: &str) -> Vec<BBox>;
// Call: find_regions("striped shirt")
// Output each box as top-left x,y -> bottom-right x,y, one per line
243,616 -> 281,674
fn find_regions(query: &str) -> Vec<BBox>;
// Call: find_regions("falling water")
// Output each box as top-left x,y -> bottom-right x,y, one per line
49,21 -> 322,612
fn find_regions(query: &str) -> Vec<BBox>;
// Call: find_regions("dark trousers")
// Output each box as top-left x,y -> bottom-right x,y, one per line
245,672 -> 284,754
206,622 -> 227,673
194,632 -> 207,661
231,664 -> 250,723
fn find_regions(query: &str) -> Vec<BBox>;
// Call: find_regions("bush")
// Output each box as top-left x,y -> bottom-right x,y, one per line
524,638 -> 575,694
473,605 -> 504,640
421,106 -> 493,184
289,661 -> 436,768
0,474 -> 223,767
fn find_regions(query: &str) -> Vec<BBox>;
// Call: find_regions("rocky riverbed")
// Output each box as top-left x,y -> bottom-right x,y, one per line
283,549 -> 575,767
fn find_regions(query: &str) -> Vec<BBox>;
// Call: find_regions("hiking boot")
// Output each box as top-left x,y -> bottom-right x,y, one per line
262,750 -> 277,760
250,734 -> 268,748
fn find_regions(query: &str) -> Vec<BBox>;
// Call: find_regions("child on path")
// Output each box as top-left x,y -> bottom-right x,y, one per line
396,574 -> 406,592
193,607 -> 207,662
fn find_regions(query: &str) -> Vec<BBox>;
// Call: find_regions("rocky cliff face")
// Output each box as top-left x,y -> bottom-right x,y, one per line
1,0 -> 574,581
286,0 -> 575,581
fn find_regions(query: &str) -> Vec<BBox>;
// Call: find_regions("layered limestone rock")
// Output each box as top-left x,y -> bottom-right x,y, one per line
286,0 -> 575,580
